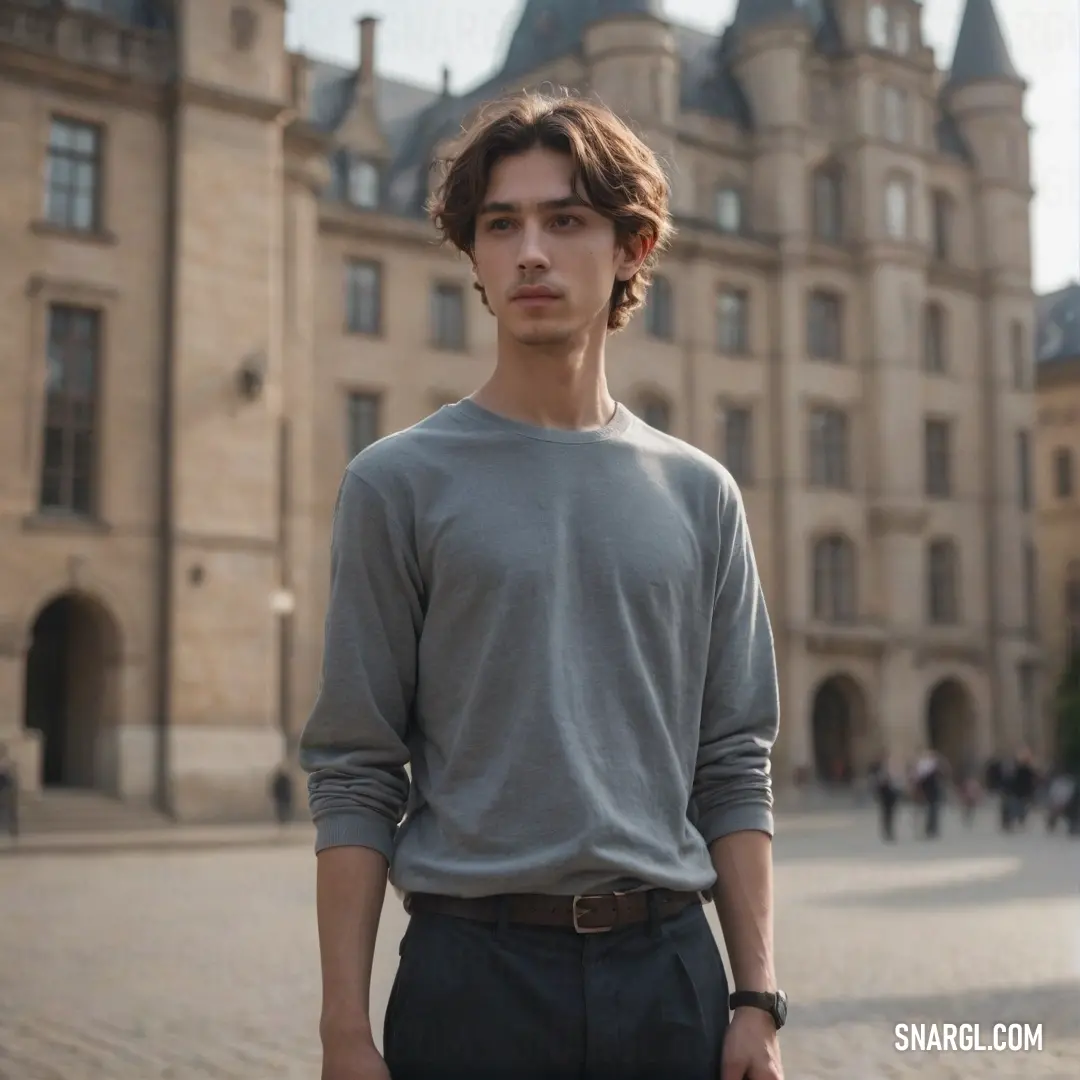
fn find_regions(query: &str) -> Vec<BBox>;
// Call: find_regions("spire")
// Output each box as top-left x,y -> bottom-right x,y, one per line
944,0 -> 1019,89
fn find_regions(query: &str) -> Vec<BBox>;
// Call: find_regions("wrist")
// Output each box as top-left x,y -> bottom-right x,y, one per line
319,1009 -> 373,1044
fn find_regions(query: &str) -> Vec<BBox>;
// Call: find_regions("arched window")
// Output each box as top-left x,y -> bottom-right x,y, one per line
927,539 -> 960,624
645,275 -> 674,340
715,187 -> 743,234
636,393 -> 672,433
813,535 -> 857,624
812,166 -> 843,242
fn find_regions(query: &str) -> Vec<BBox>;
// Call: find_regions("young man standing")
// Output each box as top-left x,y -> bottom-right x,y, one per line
300,93 -> 786,1080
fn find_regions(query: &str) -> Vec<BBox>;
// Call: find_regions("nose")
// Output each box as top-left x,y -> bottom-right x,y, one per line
516,218 -> 550,273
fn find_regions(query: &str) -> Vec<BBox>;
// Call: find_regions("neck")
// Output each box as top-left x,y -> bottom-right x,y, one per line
472,318 -> 616,430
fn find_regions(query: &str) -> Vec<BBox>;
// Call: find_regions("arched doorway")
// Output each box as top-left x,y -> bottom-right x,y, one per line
926,678 -> 976,779
24,592 -> 121,789
810,675 -> 867,785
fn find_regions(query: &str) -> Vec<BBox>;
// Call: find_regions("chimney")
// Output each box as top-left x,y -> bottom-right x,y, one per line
288,52 -> 311,116
441,65 -> 451,97
358,16 -> 377,90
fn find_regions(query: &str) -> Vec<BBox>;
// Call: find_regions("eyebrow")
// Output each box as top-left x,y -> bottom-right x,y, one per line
477,195 -> 589,216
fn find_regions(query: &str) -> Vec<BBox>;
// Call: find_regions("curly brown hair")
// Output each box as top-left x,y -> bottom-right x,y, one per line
427,91 -> 673,332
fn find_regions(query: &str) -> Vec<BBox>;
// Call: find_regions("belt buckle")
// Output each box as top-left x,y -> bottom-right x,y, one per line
572,892 -> 620,935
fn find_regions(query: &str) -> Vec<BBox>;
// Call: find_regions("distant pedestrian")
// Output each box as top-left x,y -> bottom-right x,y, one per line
0,744 -> 18,839
912,750 -> 944,838
269,765 -> 293,827
870,756 -> 902,842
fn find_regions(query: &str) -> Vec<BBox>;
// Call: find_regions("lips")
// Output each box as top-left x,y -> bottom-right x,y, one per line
512,286 -> 561,300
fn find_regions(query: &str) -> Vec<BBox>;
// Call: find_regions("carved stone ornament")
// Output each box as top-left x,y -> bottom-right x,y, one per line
230,5 -> 259,52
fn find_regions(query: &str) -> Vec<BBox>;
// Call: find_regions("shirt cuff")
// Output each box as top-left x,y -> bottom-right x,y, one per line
313,811 -> 396,861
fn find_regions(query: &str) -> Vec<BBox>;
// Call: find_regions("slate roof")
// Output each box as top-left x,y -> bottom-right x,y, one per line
306,0 -> 1003,216
944,0 -> 1019,89
1036,283 -> 1080,366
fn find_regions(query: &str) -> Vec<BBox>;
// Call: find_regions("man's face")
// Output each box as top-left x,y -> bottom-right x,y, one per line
472,146 -> 642,346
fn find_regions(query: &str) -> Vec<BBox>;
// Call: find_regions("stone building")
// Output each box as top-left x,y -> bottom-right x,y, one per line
0,0 -> 1041,819
1035,282 -> 1080,751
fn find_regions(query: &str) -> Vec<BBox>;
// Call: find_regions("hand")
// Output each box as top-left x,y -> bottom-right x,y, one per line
321,1028 -> 391,1080
720,1007 -> 783,1080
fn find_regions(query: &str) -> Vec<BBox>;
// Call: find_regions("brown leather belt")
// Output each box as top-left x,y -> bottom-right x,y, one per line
404,888 -> 706,934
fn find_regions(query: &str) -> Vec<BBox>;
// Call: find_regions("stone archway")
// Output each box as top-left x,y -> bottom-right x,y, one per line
926,678 -> 976,779
810,674 -> 869,785
24,591 -> 122,790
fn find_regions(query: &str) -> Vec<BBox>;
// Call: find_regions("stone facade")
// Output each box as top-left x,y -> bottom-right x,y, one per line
0,0 -> 1043,819
1034,283 -> 1080,742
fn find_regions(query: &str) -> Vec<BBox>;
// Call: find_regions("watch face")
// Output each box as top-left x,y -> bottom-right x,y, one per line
774,990 -> 788,1027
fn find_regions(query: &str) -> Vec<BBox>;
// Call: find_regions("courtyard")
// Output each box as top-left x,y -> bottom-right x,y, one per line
0,805 -> 1077,1079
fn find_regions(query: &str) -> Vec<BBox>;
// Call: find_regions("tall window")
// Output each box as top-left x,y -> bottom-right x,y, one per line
635,395 -> 671,433
1054,447 -> 1075,498
927,539 -> 960,625
347,158 -> 380,209
807,291 -> 843,361
645,275 -> 674,340
867,4 -> 889,48
715,187 -> 743,234
885,176 -> 910,240
1016,430 -> 1031,510
1023,541 -> 1037,637
931,190 -> 953,261
923,303 -> 947,373
809,407 -> 850,489
45,117 -> 102,231
345,260 -> 381,334
717,288 -> 749,354
1010,320 -> 1027,389
40,306 -> 100,515
812,167 -> 843,242
346,392 -> 380,458
431,283 -> 466,350
882,86 -> 908,143
924,418 -> 952,498
813,535 -> 857,624
720,404 -> 754,485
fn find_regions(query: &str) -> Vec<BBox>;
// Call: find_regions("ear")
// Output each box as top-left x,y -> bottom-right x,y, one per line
615,232 -> 656,282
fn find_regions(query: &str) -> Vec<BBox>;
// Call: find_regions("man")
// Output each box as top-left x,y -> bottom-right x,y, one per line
300,92 -> 785,1080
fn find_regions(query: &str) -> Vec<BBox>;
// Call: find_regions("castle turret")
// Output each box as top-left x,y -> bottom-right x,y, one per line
582,1 -> 677,125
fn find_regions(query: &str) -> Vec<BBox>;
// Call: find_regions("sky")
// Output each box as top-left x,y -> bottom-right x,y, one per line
285,0 -> 1079,295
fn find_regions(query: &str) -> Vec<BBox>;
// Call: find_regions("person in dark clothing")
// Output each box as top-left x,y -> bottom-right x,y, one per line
870,756 -> 901,841
913,751 -> 944,838
269,765 -> 293,826
0,744 -> 17,839
1009,748 -> 1038,828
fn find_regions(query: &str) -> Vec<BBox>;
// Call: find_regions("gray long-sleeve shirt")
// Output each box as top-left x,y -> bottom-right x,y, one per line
299,398 -> 779,897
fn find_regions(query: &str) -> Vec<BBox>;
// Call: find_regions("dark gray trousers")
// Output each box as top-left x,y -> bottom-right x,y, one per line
383,897 -> 729,1080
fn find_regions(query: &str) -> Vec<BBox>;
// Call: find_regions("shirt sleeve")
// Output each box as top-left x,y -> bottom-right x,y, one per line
692,481 -> 780,844
298,468 -> 424,858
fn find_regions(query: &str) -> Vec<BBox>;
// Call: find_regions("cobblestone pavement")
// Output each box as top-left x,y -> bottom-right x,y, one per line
1,806 -> 1077,1079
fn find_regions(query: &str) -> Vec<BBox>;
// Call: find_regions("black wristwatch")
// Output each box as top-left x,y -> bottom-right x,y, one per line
729,989 -> 788,1030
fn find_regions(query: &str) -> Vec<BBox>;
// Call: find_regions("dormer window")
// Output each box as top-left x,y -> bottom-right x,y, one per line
868,4 -> 889,48
715,187 -> 743,234
348,158 -> 379,209
893,15 -> 911,54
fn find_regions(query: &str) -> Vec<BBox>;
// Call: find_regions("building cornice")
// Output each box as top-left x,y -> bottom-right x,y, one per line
177,80 -> 290,122
0,42 -> 169,111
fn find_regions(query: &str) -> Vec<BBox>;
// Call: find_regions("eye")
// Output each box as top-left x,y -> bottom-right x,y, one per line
551,214 -> 583,229
485,217 -> 514,232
